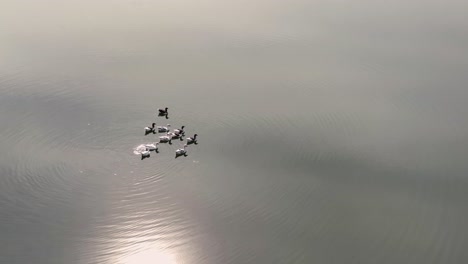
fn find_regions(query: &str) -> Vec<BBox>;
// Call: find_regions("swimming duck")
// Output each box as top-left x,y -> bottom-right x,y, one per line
174,126 -> 185,135
144,123 -> 156,133
141,148 -> 151,158
145,142 -> 159,151
158,124 -> 170,133
159,133 -> 172,143
186,134 -> 198,144
175,145 -> 188,157
158,107 -> 168,115
169,131 -> 183,140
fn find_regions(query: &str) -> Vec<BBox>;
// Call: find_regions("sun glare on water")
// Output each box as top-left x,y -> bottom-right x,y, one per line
120,248 -> 176,264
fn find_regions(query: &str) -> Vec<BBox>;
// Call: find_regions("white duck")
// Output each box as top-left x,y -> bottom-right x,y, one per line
141,148 -> 151,158
145,142 -> 159,151
158,124 -> 170,133
159,133 -> 172,143
175,144 -> 188,157
144,123 -> 156,133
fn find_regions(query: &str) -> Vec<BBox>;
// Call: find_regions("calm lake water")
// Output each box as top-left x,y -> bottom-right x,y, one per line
1,0 -> 468,263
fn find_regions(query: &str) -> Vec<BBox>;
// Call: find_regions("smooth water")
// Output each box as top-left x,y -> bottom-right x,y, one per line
1,0 -> 468,263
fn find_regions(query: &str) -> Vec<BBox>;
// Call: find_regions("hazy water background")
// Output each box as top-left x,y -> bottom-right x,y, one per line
1,0 -> 468,263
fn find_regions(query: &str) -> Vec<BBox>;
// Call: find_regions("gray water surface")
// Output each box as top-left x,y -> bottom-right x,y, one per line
1,0 -> 468,263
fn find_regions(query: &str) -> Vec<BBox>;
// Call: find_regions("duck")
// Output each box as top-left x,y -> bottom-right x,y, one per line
173,125 -> 185,135
144,123 -> 156,133
159,133 -> 172,144
157,124 -> 170,133
158,107 -> 168,115
145,142 -> 159,151
168,131 -> 183,140
186,134 -> 198,144
141,148 -> 151,158
175,144 -> 188,157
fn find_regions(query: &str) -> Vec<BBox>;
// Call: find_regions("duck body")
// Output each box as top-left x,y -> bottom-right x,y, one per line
141,148 -> 151,158
144,123 -> 156,133
174,126 -> 185,136
157,124 -> 170,133
159,133 -> 172,143
145,142 -> 159,151
158,107 -> 168,115
187,134 -> 198,144
175,145 -> 188,157
168,131 -> 183,140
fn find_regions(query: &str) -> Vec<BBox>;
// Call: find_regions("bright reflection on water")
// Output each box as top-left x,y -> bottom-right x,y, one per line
119,248 -> 175,264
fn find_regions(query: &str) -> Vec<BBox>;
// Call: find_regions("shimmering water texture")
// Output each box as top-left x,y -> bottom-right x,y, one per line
1,0 -> 468,263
